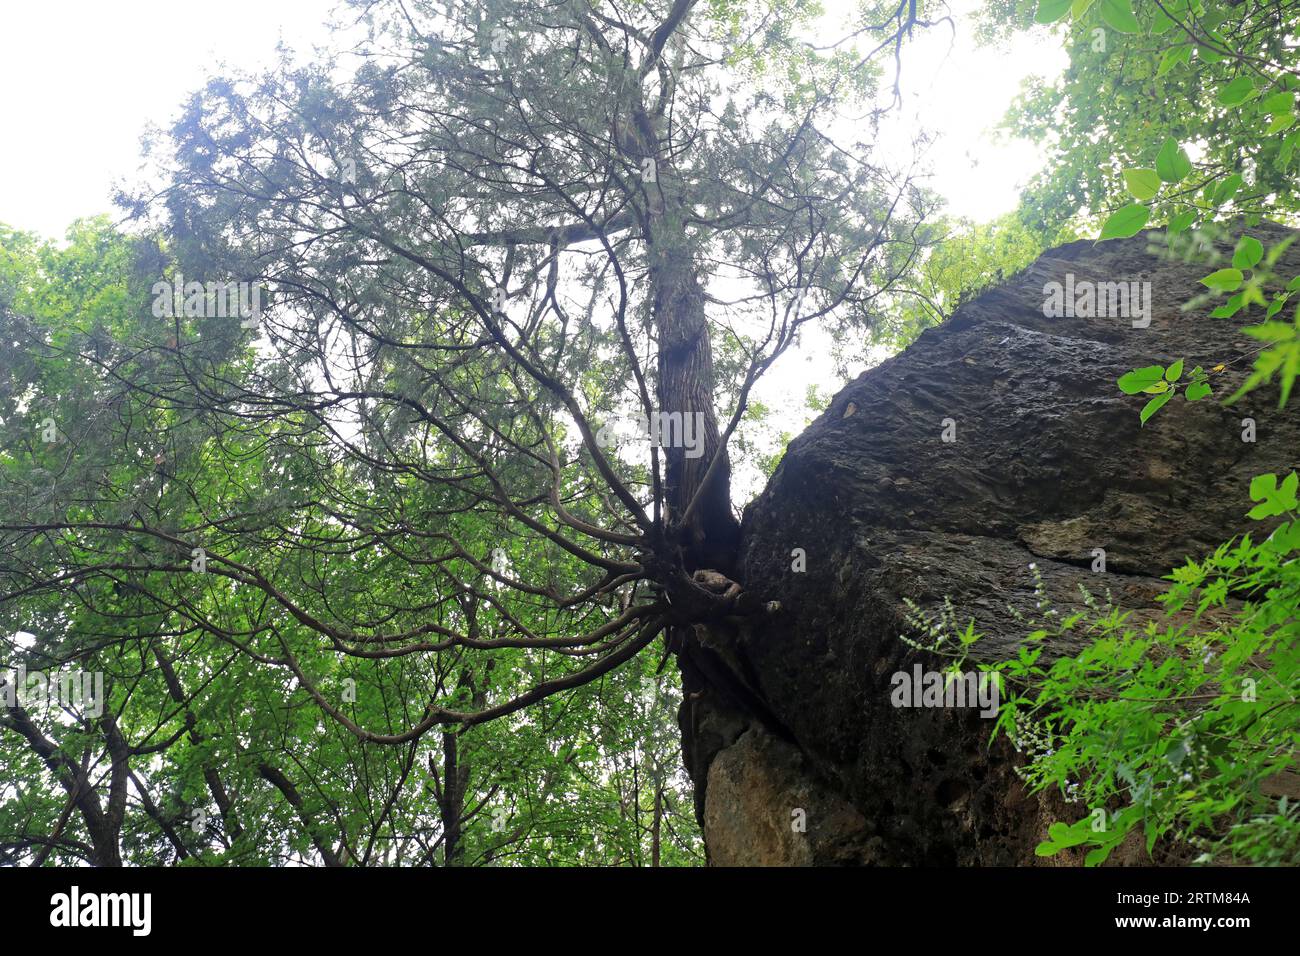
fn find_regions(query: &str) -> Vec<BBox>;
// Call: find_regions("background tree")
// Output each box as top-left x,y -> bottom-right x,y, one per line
0,0 -> 940,864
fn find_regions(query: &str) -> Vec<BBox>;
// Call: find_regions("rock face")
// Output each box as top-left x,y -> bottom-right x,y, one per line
679,223 -> 1300,865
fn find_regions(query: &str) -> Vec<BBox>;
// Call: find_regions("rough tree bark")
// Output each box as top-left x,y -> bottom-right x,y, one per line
624,85 -> 742,577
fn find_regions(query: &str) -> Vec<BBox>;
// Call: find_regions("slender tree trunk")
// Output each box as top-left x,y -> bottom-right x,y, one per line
2,700 -> 122,865
440,729 -> 465,865
651,784 -> 662,867
154,647 -> 243,840
636,106 -> 741,574
257,764 -> 343,867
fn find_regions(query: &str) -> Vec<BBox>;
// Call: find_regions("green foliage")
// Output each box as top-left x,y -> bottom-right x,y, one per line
877,214 -> 1053,353
0,219 -> 701,866
1099,203 -> 1149,240
986,0 -> 1300,425
1115,359 -> 1214,424
975,0 -> 1299,866
913,544 -> 1298,865
5,0 -> 1298,870
999,510 -> 1300,865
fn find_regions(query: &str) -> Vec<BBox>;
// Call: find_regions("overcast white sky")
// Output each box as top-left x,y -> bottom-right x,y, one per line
0,0 -> 340,238
0,0 -> 1062,238
0,0 -> 1066,501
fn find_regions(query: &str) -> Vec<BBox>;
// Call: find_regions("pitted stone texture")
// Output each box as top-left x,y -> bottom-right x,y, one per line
684,224 -> 1299,865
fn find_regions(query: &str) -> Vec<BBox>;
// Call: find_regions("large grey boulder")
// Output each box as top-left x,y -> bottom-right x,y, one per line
680,223 -> 1300,865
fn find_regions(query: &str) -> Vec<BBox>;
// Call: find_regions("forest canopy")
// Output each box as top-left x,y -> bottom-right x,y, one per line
0,0 -> 1296,867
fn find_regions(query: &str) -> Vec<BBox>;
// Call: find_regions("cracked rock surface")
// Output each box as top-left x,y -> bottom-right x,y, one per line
680,224 -> 1300,865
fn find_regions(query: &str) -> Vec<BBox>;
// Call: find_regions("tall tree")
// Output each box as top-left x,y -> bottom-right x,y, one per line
0,0 -> 939,863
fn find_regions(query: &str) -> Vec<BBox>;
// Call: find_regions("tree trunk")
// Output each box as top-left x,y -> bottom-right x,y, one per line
630,100 -> 740,575
440,729 -> 466,866
651,784 -> 662,867
648,226 -> 740,572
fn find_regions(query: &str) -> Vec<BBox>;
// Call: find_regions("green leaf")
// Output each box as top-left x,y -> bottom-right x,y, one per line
1216,173 -> 1245,205
1186,381 -> 1212,401
1247,471 -> 1299,518
1140,390 -> 1174,425
1167,210 -> 1197,235
1070,0 -> 1096,16
1259,91 -> 1294,116
1266,236 -> 1296,267
1265,520 -> 1300,554
1099,204 -> 1150,240
1046,820 -> 1094,848
1281,131 -> 1300,167
1267,112 -> 1297,134
1035,0 -> 1072,22
1211,292 -> 1246,318
1165,358 -> 1184,382
1241,321 -> 1296,343
1201,268 -> 1244,292
1118,365 -> 1165,394
1123,168 -> 1161,200
1149,6 -> 1177,34
1156,139 -> 1192,183
1157,45 -> 1192,77
1233,236 -> 1264,269
1098,0 -> 1141,33
1250,472 -> 1278,501
1085,844 -> 1117,867
1198,32 -> 1232,62
1217,76 -> 1257,107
